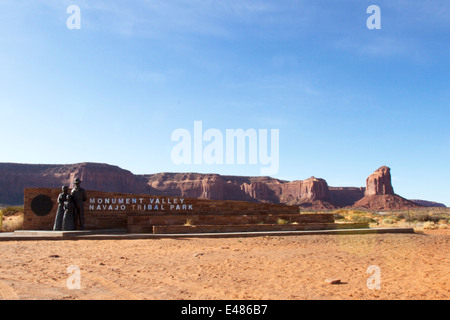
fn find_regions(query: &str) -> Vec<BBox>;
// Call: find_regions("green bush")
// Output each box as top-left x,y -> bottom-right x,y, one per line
333,213 -> 346,220
350,215 -> 376,224
2,206 -> 24,216
406,213 -> 445,223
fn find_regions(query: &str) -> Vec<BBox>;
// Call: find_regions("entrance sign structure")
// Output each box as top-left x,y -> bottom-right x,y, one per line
23,188 -> 372,234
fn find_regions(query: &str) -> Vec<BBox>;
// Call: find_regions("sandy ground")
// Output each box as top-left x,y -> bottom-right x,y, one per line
0,229 -> 448,300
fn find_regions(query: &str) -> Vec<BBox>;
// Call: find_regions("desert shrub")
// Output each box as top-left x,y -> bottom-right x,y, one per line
276,218 -> 288,225
438,224 -> 448,229
350,215 -> 376,224
405,213 -> 439,223
184,219 -> 194,226
333,209 -> 348,214
1,208 -> 24,232
404,210 -> 450,224
333,213 -> 346,221
2,206 -> 24,216
383,215 -> 400,222
350,210 -> 369,215
423,221 -> 436,229
426,215 -> 443,223
1,213 -> 24,232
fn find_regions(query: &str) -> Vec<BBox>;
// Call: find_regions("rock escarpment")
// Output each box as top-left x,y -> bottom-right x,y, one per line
328,187 -> 366,207
279,177 -> 329,206
352,166 -> 420,210
352,194 -> 420,210
409,200 -> 447,208
0,163 -> 149,205
0,162 -> 440,209
365,166 -> 394,196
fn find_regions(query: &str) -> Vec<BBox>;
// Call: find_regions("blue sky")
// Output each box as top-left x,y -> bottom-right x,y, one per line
0,0 -> 449,205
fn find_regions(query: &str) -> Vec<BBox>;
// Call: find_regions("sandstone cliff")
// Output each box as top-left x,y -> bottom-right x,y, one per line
0,162 -> 149,204
0,162 -> 437,209
409,200 -> 447,208
279,177 -> 329,205
353,166 -> 420,210
365,166 -> 394,196
352,194 -> 420,210
328,187 -> 366,207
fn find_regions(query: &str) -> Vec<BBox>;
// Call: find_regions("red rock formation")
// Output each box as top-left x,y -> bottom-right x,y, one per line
298,200 -> 336,210
0,162 -> 148,204
279,177 -> 329,205
350,166 -> 422,210
145,173 -> 282,203
0,162 -> 430,209
145,173 -> 226,199
328,187 -> 366,207
352,194 -> 420,210
241,181 -> 276,203
409,200 -> 447,208
365,166 -> 394,196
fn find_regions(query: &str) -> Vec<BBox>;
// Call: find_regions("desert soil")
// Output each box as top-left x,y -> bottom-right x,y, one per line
0,229 -> 448,300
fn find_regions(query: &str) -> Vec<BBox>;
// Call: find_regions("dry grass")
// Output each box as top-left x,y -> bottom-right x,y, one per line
1,206 -> 24,232
1,212 -> 24,232
423,221 -> 437,230
332,208 -> 450,230
276,218 -> 288,225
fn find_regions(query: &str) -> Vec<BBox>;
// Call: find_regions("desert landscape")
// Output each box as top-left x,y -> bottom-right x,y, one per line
0,163 -> 444,210
1,163 -> 449,300
0,229 -> 448,300
2,0 -> 449,305
1,206 -> 449,300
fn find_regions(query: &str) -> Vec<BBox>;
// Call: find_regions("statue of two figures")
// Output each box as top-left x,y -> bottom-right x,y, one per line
53,178 -> 87,231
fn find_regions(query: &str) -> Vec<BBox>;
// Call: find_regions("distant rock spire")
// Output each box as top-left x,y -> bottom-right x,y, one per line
365,166 -> 394,196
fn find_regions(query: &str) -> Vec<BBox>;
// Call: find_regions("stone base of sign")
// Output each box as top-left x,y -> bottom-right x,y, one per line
152,222 -> 370,234
13,229 -> 127,237
0,227 -> 415,241
126,213 -> 336,233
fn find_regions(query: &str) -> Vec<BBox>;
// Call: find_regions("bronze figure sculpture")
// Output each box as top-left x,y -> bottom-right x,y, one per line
62,194 -> 75,230
53,186 -> 69,231
71,178 -> 87,230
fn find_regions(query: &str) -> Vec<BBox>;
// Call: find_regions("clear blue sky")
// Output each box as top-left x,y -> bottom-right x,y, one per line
0,1 -> 449,205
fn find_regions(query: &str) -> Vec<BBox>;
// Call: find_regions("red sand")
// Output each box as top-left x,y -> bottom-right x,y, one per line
0,229 -> 448,300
